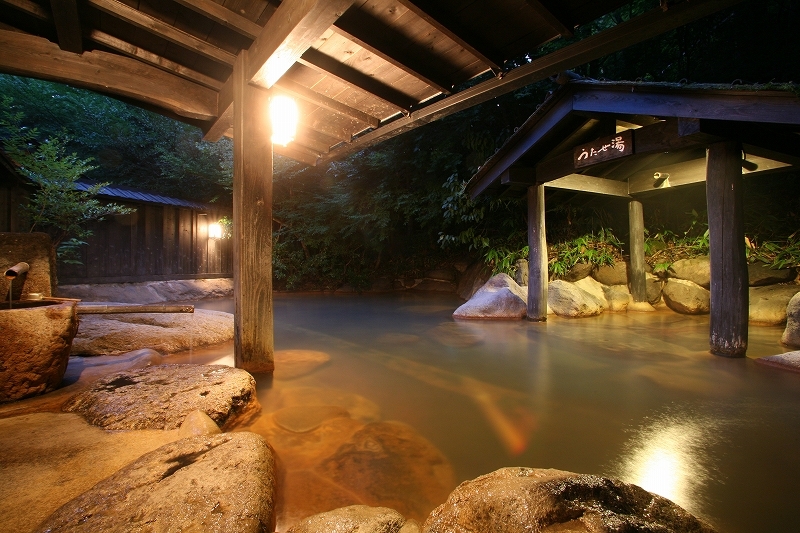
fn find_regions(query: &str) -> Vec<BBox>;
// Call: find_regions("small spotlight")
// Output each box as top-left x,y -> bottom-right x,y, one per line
208,222 -> 223,240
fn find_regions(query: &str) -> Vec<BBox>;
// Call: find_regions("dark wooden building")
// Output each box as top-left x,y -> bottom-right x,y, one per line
468,80 -> 800,357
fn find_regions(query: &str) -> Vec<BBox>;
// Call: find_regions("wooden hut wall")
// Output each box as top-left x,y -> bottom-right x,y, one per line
59,202 -> 232,284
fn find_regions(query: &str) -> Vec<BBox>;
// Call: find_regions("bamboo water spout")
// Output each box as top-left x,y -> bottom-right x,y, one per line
76,304 -> 194,314
4,262 -> 29,279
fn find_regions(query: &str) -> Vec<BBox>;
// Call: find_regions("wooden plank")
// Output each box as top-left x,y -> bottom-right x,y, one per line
322,0 -> 746,164
60,273 -> 232,284
628,200 -> 646,303
0,30 -> 218,121
275,143 -> 320,166
1,0 -> 50,20
49,0 -> 82,53
247,0 -> 355,88
88,30 -> 224,90
298,48 -> 416,111
172,0 -> 262,39
500,167 -> 536,186
233,49 -> 275,373
275,78 -> 379,127
527,184 -> 547,321
396,0 -> 504,72
544,173 -> 630,197
331,8 -> 453,94
627,157 -> 707,195
86,0 -> 237,66
574,130 -> 633,168
178,208 -> 193,274
706,141 -> 748,357
162,207 -> 176,275
524,0 -> 573,37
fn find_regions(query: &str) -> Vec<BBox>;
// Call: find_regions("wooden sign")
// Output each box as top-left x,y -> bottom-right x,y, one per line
574,130 -> 633,168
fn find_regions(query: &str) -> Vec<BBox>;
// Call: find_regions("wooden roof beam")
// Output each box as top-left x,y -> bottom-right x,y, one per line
172,0 -> 262,40
88,30 -> 224,90
524,0 -> 575,38
0,29 -> 217,120
50,0 -> 82,53
331,9 -> 453,94
323,0 -> 747,165
247,0 -> 355,88
298,48 -> 416,111
1,0 -> 50,21
274,143 -> 320,166
274,78 -> 379,127
86,0 -> 236,66
395,0 -> 504,73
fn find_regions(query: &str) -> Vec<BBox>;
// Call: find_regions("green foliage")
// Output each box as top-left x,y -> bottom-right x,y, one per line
1,98 -> 134,262
549,229 -> 622,279
746,233 -> 800,270
644,209 -> 710,274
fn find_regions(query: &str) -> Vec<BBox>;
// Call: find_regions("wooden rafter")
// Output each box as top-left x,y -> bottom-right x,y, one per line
524,0 -> 574,37
88,30 -> 224,90
324,0 -> 747,165
1,0 -> 50,20
298,48 -> 415,111
50,0 -> 82,52
0,29 -> 217,120
275,78 -> 379,127
331,9 -> 452,94
275,143 -> 320,166
395,0 -> 504,73
246,0 -> 355,88
86,0 -> 236,66
172,0 -> 261,39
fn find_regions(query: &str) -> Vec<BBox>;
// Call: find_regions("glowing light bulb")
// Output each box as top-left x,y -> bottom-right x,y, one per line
208,222 -> 222,240
270,95 -> 298,146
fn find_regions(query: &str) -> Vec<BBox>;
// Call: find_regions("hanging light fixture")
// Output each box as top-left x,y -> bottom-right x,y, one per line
270,95 -> 298,146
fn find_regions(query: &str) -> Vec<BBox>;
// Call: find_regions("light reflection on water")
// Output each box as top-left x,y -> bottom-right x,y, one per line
181,292 -> 800,533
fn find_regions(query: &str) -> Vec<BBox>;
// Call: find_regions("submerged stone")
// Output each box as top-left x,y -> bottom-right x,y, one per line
63,364 -> 259,430
274,349 -> 331,380
423,467 -> 717,533
287,505 -> 408,533
756,350 -> 800,373
179,409 -> 222,437
35,432 -> 276,533
276,386 -> 382,423
273,405 -> 350,433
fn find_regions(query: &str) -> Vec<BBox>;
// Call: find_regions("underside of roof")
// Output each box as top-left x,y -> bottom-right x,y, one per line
467,80 -> 800,203
0,0 -> 747,166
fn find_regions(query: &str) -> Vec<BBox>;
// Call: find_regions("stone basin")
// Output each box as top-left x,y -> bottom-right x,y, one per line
0,300 -> 78,403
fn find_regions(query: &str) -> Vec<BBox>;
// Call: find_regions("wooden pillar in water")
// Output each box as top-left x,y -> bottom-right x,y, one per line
232,50 -> 275,372
527,184 -> 548,321
706,140 -> 748,357
628,200 -> 646,302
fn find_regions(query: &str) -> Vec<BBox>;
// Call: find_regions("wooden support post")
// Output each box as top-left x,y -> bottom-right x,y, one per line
628,200 -> 646,303
527,184 -> 548,321
706,141 -> 748,357
232,50 -> 274,372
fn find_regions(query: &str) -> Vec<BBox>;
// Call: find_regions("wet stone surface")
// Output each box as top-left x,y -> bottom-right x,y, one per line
63,364 -> 259,430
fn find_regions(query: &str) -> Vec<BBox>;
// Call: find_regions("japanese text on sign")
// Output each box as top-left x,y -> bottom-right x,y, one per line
573,130 -> 634,168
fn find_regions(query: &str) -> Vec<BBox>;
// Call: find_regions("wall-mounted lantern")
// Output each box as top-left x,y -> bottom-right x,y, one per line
270,94 -> 298,146
208,222 -> 223,240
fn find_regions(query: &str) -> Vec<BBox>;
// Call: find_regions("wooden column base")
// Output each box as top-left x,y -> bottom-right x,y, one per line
527,184 -> 548,321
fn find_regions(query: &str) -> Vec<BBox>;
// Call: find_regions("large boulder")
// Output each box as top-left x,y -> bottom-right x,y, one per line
646,273 -> 663,305
456,261 -> 492,300
662,279 -> 710,315
57,278 -> 233,303
0,300 -> 78,403
422,467 -> 716,533
668,257 -> 711,289
63,364 -> 259,430
573,276 -> 608,309
513,259 -> 528,286
603,284 -> 633,312
287,505 -> 412,533
749,284 -> 800,325
562,262 -> 593,282
35,432 -> 276,533
592,262 -> 628,285
547,280 -> 604,318
71,308 -> 233,355
748,262 -> 797,286
453,273 -> 526,319
782,292 -> 800,348
756,351 -> 800,373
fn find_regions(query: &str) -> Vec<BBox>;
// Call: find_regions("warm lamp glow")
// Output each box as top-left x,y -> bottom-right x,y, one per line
270,95 -> 298,146
208,222 -> 223,240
